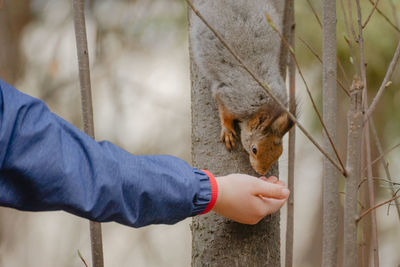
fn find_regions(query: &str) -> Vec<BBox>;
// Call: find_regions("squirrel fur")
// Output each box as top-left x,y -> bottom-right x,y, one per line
191,0 -> 294,175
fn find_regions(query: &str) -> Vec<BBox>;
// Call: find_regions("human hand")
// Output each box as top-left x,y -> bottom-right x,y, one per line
212,174 -> 289,225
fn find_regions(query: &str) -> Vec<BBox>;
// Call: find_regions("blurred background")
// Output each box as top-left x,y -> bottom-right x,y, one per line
0,0 -> 399,266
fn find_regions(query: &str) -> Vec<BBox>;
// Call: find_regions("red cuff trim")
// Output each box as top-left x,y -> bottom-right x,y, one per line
200,170 -> 218,215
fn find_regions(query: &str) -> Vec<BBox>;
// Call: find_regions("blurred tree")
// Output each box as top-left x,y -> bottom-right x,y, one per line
0,0 -> 32,84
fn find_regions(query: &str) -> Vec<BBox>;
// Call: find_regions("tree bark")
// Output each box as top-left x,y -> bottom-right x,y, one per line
189,1 -> 287,266
321,0 -> 339,266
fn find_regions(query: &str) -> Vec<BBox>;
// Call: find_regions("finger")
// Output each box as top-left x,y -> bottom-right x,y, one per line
254,180 -> 290,199
259,176 -> 278,183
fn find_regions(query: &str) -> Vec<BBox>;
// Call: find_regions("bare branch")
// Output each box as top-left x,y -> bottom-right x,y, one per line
364,38 -> 400,121
359,177 -> 400,189
357,195 -> 400,222
389,0 -> 399,28
340,0 -> 358,75
77,250 -> 89,267
363,0 -> 381,28
368,0 -> 400,33
298,37 -> 350,96
285,1 -> 295,266
347,0 -> 358,43
355,1 -> 380,265
185,0 -> 347,176
369,121 -> 400,219
72,1 -> 104,266
305,0 -> 322,27
370,142 -> 400,167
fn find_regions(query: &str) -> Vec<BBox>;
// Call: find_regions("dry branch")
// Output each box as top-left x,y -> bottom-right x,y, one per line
364,38 -> 400,121
363,0 -> 381,28
370,142 -> 400,167
285,1 -> 295,266
185,0 -> 347,176
368,0 -> 400,33
78,250 -> 89,267
298,37 -> 349,96
357,195 -> 400,222
369,121 -> 400,219
340,0 -> 358,75
355,1 -> 379,265
72,1 -> 104,267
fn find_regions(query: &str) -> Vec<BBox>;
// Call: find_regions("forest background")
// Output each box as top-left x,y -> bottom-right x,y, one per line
0,0 -> 399,266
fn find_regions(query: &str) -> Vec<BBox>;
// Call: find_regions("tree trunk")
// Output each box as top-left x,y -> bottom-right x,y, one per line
189,1 -> 287,266
321,0 -> 339,266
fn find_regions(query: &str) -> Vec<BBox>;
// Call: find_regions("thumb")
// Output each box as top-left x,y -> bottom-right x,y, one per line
254,180 -> 290,199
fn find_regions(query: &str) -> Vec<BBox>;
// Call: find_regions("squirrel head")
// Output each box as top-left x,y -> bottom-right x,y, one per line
240,109 -> 294,175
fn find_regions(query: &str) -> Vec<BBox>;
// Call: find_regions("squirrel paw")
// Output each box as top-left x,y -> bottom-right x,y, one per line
220,126 -> 237,150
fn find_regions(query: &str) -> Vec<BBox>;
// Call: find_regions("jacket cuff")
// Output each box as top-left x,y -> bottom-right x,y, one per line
191,169 -> 218,216
199,170 -> 218,214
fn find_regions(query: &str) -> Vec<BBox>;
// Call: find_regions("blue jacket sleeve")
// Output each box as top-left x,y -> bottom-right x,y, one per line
0,79 -> 212,227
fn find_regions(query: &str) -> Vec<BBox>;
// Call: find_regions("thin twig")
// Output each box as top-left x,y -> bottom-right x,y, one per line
355,1 -> 380,265
72,1 -> 104,267
368,0 -> 400,33
185,0 -> 347,177
77,250 -> 89,267
347,0 -> 358,43
389,0 -> 399,28
370,120 -> 400,219
357,195 -> 400,222
359,177 -> 400,189
364,37 -> 400,122
298,37 -> 350,96
304,0 -> 321,27
340,0 -> 359,75
370,142 -> 400,167
285,1 -> 295,266
363,0 -> 381,28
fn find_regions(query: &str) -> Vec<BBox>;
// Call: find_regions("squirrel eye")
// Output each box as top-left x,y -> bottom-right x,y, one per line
251,145 -> 257,155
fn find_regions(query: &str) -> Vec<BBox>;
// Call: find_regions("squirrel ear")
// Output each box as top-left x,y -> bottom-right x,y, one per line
248,110 -> 273,131
271,113 -> 294,137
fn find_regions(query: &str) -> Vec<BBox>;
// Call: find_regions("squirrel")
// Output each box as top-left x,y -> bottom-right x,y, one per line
190,0 -> 294,175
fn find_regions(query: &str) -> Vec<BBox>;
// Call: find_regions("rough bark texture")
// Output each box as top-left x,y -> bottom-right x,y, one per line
343,81 -> 363,267
72,1 -> 104,267
189,1 -> 287,264
321,0 -> 339,266
190,60 -> 280,266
